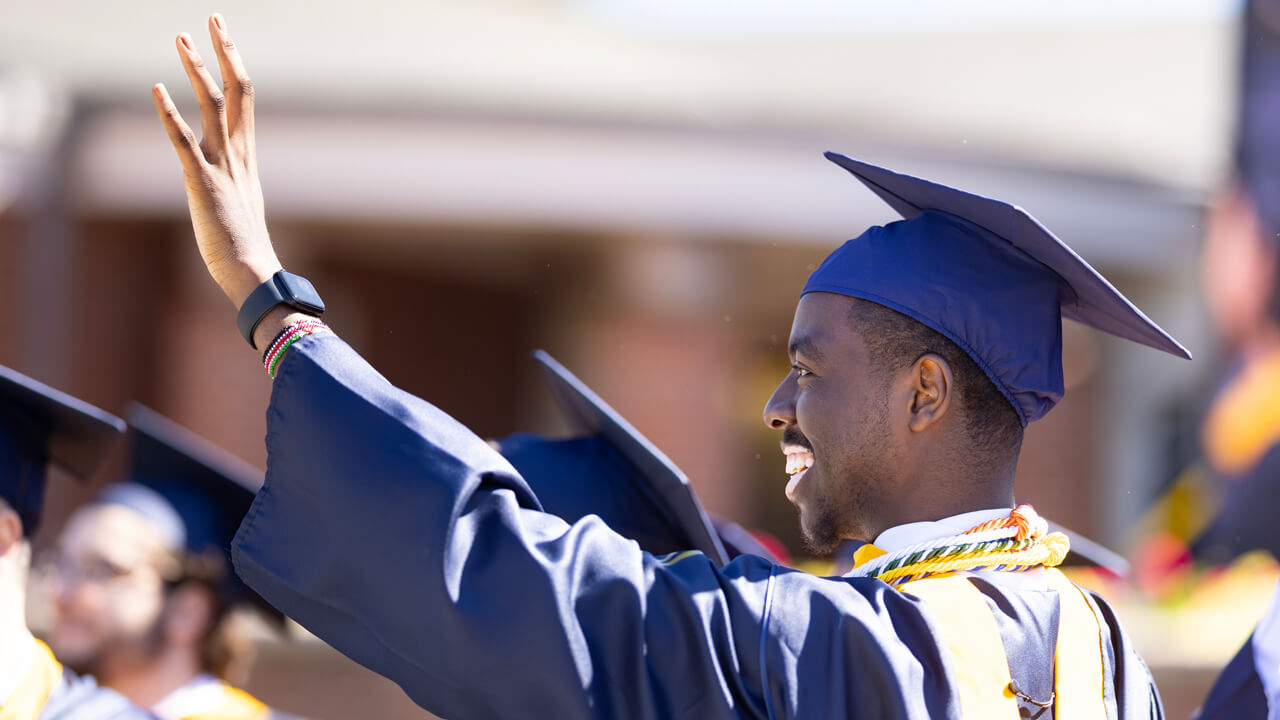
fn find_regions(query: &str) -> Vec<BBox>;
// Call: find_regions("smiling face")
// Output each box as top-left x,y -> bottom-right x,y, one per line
45,504 -> 176,673
763,292 -> 905,551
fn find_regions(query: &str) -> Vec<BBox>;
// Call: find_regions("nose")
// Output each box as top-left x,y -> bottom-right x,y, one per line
763,371 -> 797,430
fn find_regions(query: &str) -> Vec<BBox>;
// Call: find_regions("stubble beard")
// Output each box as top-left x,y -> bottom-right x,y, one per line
58,612 -> 168,678
797,404 -> 893,556
798,467 -> 882,556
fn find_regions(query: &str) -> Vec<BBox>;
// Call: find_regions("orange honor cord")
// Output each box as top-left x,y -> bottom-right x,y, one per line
850,505 -> 1070,587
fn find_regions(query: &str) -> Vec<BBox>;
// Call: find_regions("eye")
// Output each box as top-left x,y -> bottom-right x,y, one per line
792,364 -> 813,378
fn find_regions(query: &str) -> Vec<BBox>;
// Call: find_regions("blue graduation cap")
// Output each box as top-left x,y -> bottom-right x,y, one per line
808,154 -> 1191,425
494,351 -> 733,566
0,365 -> 125,537
96,404 -> 278,618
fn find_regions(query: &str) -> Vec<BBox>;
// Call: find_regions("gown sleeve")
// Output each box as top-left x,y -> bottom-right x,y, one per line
1193,634 -> 1267,720
230,334 -> 957,720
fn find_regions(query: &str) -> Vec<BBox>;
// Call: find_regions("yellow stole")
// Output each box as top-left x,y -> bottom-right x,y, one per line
1203,348 -> 1280,476
900,569 -> 1108,720
176,683 -> 271,720
0,639 -> 62,720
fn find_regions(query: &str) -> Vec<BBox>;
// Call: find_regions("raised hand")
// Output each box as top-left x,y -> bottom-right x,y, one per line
152,15 -> 282,313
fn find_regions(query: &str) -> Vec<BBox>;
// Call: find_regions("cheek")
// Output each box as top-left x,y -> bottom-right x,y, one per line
103,583 -> 166,634
794,386 -> 835,436
50,585 -> 111,651
796,383 -> 864,446
54,582 -> 105,621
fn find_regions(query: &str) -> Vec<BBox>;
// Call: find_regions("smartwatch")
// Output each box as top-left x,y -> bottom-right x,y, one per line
237,270 -> 326,348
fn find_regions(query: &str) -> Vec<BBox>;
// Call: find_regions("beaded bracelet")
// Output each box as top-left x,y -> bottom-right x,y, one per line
262,318 -> 332,378
261,319 -> 317,364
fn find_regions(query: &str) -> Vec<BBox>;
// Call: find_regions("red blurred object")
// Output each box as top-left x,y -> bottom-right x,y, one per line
1133,531 -> 1194,597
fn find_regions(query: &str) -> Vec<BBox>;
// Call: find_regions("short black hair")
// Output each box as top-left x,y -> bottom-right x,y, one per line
850,299 -> 1023,460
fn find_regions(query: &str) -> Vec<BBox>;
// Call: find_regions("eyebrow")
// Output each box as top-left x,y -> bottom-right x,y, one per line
788,336 -> 825,363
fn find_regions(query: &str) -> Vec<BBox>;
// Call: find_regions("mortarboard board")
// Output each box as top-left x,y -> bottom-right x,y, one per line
1047,520 -> 1131,579
96,404 -> 278,619
807,153 -> 1191,425
0,365 -> 125,537
494,351 -> 732,566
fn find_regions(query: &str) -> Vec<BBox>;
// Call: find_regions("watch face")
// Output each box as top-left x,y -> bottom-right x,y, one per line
278,271 -> 326,314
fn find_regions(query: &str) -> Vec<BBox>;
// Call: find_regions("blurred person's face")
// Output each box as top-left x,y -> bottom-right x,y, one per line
762,292 -> 902,552
44,504 -> 175,673
1203,184 -> 1278,348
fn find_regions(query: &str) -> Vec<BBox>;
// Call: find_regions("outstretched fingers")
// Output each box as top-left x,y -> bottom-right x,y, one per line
176,32 -> 229,164
151,83 -> 205,173
208,14 -> 255,154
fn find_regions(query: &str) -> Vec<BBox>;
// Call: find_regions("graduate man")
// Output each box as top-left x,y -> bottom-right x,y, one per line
44,406 -> 304,720
152,16 -> 1183,719
0,366 -> 155,720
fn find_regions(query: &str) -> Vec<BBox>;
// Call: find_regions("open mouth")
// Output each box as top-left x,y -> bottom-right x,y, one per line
781,442 -> 814,500
784,446 -> 813,476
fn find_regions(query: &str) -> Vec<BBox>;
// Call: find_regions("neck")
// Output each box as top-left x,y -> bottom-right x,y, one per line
97,645 -> 203,710
869,460 -> 1016,540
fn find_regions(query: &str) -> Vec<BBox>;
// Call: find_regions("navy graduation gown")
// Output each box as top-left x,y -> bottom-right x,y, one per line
231,335 -> 1161,720
1194,633 -> 1268,719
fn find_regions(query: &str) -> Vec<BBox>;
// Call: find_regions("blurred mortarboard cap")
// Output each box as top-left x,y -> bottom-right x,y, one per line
495,351 -> 731,566
711,516 -> 782,564
94,482 -> 187,553
807,153 -> 1191,425
1238,0 -> 1280,236
0,365 -> 125,536
105,404 -> 278,619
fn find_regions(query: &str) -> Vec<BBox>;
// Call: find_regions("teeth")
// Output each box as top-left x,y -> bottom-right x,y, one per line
785,451 -> 813,476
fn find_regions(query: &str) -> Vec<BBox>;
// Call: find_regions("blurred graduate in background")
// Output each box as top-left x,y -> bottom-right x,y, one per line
1187,0 -> 1280,568
1176,1 -> 1280,717
41,405 -> 304,720
0,366 -> 155,720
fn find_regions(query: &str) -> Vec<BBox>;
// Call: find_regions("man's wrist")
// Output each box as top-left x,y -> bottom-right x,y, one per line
220,257 -> 284,310
253,307 -> 311,355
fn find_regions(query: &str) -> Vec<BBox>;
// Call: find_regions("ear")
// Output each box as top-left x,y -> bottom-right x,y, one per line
907,354 -> 953,433
0,507 -> 23,559
163,582 -> 217,648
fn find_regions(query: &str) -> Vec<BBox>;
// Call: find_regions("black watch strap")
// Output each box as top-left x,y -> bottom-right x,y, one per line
237,270 -> 325,349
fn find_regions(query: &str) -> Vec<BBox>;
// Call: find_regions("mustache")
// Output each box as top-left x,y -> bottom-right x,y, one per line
782,426 -> 812,451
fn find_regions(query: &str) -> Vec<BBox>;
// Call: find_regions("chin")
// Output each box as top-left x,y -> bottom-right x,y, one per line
50,624 -> 92,659
50,641 -> 96,674
798,510 -> 844,556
